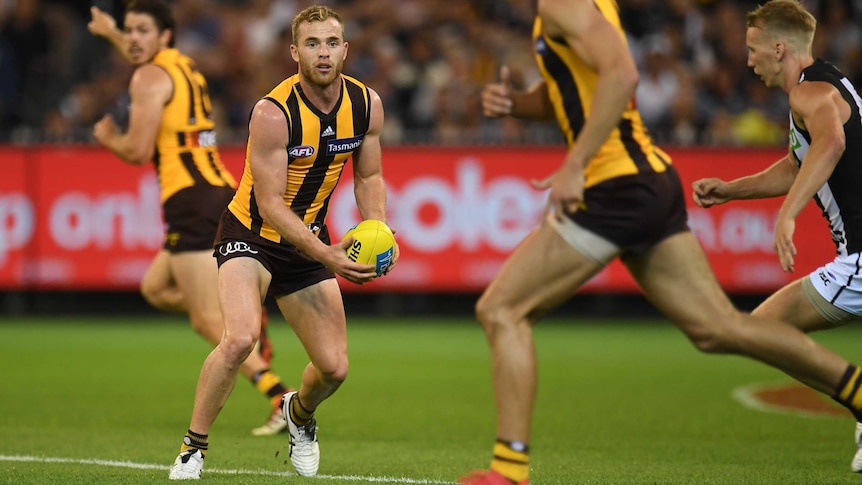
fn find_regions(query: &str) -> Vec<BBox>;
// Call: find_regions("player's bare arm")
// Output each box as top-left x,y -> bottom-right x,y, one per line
248,99 -> 376,284
351,88 -> 399,271
773,81 -> 847,273
248,99 -> 334,257
692,154 -> 798,208
93,64 -> 169,165
351,88 -> 387,222
532,0 -> 638,217
781,81 -> 848,221
88,6 -> 132,63
540,0 -> 638,168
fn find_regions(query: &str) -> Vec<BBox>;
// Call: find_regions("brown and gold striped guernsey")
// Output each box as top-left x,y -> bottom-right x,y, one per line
228,74 -> 372,244
532,0 -> 672,188
150,48 -> 236,202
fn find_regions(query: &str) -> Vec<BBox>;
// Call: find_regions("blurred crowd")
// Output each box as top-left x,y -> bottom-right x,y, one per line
0,0 -> 860,146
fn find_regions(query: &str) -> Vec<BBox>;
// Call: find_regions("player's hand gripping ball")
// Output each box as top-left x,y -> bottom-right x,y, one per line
341,220 -> 395,276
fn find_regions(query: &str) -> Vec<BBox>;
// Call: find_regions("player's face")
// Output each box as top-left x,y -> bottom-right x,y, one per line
290,18 -> 348,88
123,12 -> 171,65
746,27 -> 779,88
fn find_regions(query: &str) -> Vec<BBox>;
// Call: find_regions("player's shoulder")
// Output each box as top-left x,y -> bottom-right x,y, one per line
136,60 -> 170,75
252,97 -> 288,121
789,77 -> 838,108
129,63 -> 172,97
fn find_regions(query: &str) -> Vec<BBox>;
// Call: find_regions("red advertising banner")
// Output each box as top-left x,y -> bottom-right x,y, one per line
0,145 -> 834,293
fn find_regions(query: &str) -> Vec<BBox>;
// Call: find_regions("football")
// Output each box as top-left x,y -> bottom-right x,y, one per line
341,219 -> 395,276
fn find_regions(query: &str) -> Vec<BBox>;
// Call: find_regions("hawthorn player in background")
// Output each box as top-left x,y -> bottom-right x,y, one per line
168,5 -> 397,479
462,0 -> 862,483
693,0 -> 862,472
89,0 -> 292,437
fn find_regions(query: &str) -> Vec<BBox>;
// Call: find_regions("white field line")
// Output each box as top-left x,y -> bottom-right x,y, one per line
732,382 -> 844,419
0,454 -> 453,484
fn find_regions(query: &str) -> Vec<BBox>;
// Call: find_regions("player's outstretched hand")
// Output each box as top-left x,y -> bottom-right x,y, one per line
88,6 -> 117,38
691,178 -> 731,208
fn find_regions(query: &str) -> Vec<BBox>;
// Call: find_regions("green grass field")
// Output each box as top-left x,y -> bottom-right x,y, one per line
1,314 -> 860,484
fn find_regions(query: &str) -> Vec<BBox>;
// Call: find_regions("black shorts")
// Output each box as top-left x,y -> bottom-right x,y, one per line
213,209 -> 336,298
570,166 -> 689,256
162,185 -> 235,252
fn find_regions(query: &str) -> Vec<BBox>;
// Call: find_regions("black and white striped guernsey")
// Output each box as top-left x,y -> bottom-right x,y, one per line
789,59 -> 862,256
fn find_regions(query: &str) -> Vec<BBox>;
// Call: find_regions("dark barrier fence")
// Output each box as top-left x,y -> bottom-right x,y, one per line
2,290 -> 771,319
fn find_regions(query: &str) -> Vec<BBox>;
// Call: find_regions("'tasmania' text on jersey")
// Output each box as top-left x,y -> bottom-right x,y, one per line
532,0 -> 671,188
151,48 -> 237,202
789,59 -> 862,256
228,73 -> 372,244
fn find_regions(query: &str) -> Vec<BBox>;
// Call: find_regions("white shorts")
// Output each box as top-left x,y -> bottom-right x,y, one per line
805,252 -> 862,322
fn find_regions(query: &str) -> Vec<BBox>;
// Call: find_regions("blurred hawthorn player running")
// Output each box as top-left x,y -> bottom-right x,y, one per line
89,0 -> 292,437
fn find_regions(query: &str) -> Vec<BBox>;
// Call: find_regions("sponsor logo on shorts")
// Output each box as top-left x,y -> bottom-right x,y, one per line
217,241 -> 259,256
818,270 -> 831,286
288,145 -> 315,158
327,135 -> 363,155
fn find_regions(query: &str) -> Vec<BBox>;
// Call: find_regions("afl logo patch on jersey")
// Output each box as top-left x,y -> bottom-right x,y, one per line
327,135 -> 363,155
288,145 -> 315,158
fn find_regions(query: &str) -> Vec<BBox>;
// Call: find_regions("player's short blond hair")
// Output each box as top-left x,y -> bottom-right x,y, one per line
746,0 -> 816,54
291,5 -> 345,44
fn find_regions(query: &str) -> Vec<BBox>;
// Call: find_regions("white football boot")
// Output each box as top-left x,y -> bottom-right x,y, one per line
168,448 -> 204,480
281,391 -> 320,476
852,422 -> 862,472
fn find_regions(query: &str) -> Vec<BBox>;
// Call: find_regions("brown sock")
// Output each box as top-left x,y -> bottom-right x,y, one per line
179,429 -> 208,458
289,393 -> 314,425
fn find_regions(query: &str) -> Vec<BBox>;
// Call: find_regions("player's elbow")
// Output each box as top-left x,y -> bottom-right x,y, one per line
257,196 -> 282,223
620,63 -> 639,94
826,134 -> 846,162
126,146 -> 153,165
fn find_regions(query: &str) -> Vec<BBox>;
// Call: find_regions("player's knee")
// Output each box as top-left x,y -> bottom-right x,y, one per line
220,330 -> 258,364
318,357 -> 349,385
140,280 -> 162,308
140,280 -> 181,312
687,330 -> 725,353
475,295 -> 512,335
682,313 -> 745,354
474,300 -> 500,334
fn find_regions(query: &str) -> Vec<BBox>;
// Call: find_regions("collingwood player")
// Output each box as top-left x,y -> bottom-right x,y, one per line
693,0 -> 862,473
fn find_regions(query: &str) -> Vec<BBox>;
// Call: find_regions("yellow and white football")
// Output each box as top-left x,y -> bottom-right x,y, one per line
341,219 -> 395,276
